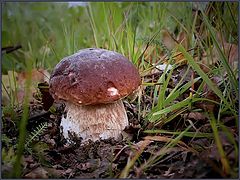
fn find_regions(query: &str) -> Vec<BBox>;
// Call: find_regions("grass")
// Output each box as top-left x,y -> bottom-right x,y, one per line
2,1 -> 238,178
12,56 -> 33,177
130,125 -> 195,178
209,112 -> 230,175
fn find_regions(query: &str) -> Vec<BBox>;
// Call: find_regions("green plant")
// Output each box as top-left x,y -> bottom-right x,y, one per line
12,58 -> 32,178
25,122 -> 48,153
2,147 -> 17,178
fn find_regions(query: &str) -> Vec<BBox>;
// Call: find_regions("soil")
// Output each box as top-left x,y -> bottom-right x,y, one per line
1,65 -> 238,178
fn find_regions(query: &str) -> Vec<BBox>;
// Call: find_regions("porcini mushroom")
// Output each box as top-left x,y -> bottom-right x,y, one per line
49,48 -> 141,142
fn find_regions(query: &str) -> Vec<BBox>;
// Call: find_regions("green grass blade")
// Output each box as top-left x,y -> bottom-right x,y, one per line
165,77 -> 201,106
209,112 -> 230,175
200,10 -> 238,93
12,66 -> 32,178
178,44 -> 235,114
150,97 -> 191,121
86,3 -> 99,48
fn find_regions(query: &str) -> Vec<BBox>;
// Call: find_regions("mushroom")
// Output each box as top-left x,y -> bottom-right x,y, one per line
49,48 -> 141,142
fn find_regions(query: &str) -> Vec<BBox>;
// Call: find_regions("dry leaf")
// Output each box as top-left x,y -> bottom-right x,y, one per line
44,167 -> 65,178
177,31 -> 189,49
200,32 -> 238,73
161,29 -> 188,65
1,68 -> 50,105
161,29 -> 177,51
196,76 -> 221,112
24,167 -> 48,179
142,45 -> 163,65
184,112 -> 207,121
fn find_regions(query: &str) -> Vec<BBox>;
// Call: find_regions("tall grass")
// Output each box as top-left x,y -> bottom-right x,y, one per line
12,58 -> 33,178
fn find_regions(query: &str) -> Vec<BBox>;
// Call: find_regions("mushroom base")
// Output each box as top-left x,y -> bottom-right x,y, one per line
61,100 -> 129,142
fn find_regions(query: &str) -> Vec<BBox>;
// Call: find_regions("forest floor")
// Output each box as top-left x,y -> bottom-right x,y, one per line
2,65 -> 238,178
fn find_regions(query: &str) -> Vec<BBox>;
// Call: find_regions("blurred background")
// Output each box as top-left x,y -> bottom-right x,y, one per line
2,2 -> 238,72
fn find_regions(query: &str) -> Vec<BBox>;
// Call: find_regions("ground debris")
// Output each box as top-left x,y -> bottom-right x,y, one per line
1,62 -> 238,179
24,166 -> 49,179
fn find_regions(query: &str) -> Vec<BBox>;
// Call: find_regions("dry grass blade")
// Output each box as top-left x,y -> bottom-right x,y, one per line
112,145 -> 129,162
119,139 -> 152,178
144,136 -> 198,154
136,126 -> 194,175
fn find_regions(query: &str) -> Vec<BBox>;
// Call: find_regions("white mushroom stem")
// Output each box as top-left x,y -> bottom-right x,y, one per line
61,100 -> 129,142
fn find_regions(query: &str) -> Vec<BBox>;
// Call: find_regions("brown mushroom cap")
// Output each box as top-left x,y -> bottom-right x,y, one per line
49,48 -> 141,105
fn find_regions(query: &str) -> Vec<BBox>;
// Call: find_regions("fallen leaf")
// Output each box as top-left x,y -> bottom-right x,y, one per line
17,68 -> 50,87
142,45 -> 162,65
200,32 -> 238,73
199,131 -> 237,167
64,168 -> 73,174
184,112 -> 207,121
163,167 -> 175,177
195,76 -> 221,112
44,167 -> 65,178
24,166 -> 48,179
1,69 -> 50,105
217,32 -> 238,71
177,31 -> 189,49
161,29 -> 177,51
161,29 -> 189,65
77,159 -> 100,172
